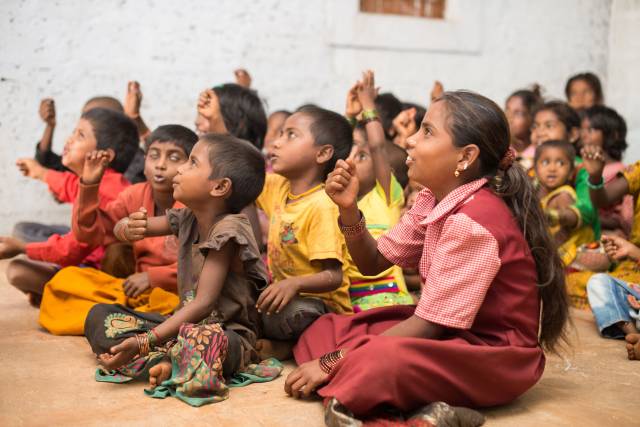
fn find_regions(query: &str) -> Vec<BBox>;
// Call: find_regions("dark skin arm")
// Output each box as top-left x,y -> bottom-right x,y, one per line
256,259 -> 343,314
581,145 -> 629,209
547,191 -> 579,229
325,159 -> 393,275
98,241 -> 235,369
38,98 -> 56,154
113,208 -> 172,242
357,70 -> 393,204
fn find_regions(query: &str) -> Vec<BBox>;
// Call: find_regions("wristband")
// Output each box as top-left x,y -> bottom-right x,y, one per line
587,176 -> 605,190
346,116 -> 358,129
319,349 -> 345,374
338,210 -> 366,239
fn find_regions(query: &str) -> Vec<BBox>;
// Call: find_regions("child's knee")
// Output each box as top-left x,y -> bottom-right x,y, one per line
261,297 -> 327,340
586,273 -> 617,307
6,259 -> 28,288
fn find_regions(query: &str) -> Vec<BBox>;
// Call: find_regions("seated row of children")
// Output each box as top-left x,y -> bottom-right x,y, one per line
0,68 -> 631,422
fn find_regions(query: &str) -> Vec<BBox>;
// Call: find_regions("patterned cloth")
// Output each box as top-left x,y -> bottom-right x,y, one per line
378,178 -> 501,329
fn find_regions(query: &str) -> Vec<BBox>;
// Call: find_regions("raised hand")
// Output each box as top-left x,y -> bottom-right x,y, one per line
430,80 -> 444,102
0,236 -> 26,259
392,108 -> 417,148
581,145 -> 606,181
39,98 -> 56,127
355,70 -> 378,111
124,81 -> 143,119
234,69 -> 252,88
81,150 -> 112,185
345,83 -> 362,119
123,272 -> 151,298
16,158 -> 47,181
325,158 -> 360,211
197,89 -> 217,119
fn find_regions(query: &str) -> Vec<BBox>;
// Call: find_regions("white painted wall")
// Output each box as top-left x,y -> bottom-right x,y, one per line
0,0 -> 636,234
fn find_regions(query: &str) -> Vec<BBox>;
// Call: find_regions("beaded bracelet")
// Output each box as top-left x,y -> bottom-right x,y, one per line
338,211 -> 366,239
362,109 -> 379,121
346,116 -> 358,129
147,329 -> 159,347
587,176 -> 605,190
319,349 -> 345,374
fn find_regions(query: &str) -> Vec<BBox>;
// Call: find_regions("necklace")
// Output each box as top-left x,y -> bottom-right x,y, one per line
287,183 -> 323,201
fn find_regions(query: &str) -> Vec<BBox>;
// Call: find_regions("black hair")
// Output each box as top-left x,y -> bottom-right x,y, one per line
375,93 -> 403,139
533,101 -> 580,133
565,72 -> 604,105
295,103 -> 321,111
81,108 -> 138,173
583,105 -> 627,161
270,110 -> 292,118
297,106 -> 353,179
212,83 -> 267,150
385,141 -> 409,188
401,102 -> 427,131
437,91 -> 569,354
83,96 -> 124,113
144,125 -> 198,156
507,84 -> 543,114
201,133 -> 266,214
534,140 -> 576,167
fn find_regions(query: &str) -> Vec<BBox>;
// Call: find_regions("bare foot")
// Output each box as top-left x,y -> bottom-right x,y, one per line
625,333 -> 640,360
256,339 -> 293,361
149,359 -> 172,387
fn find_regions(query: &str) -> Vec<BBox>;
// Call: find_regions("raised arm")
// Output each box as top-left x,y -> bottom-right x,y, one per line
124,81 -> 150,140
325,159 -> 393,275
357,70 -> 392,203
581,145 -> 629,208
37,98 -> 56,155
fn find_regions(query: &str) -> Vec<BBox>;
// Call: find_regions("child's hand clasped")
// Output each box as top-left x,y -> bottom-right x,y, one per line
234,68 -> 252,88
197,89 -> 217,119
123,207 -> 149,241
81,150 -> 112,185
256,279 -> 300,315
0,236 -> 27,259
325,158 -> 360,210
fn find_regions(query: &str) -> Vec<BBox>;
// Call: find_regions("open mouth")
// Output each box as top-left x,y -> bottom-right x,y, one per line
153,175 -> 167,183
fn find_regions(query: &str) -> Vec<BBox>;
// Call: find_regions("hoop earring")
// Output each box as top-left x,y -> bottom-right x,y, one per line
454,170 -> 460,178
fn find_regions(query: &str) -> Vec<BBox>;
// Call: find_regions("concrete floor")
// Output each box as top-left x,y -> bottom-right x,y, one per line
0,258 -> 638,427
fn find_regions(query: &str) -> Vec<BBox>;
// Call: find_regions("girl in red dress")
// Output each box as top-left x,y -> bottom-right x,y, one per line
284,91 -> 570,420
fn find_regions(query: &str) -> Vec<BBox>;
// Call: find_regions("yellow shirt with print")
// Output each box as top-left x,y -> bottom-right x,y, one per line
257,174 -> 352,314
344,176 -> 413,307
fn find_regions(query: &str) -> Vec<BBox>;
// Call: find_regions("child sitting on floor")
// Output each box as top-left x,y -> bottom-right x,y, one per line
84,134 -> 281,406
255,105 -> 353,357
343,70 -> 413,311
37,125 -> 198,335
535,140 -> 593,266
1,108 -> 137,306
580,105 -> 632,236
286,91 -> 569,424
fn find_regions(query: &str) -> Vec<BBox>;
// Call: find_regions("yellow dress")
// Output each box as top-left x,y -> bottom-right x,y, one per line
540,185 -> 594,267
567,162 -> 640,308
344,176 -> 413,311
39,267 -> 179,335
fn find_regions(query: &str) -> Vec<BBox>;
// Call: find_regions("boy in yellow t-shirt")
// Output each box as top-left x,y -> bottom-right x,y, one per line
255,106 -> 353,351
344,70 -> 414,311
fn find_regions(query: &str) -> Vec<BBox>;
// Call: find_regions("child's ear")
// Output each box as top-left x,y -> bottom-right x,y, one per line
105,149 -> 116,163
316,145 -> 335,165
457,144 -> 480,170
209,177 -> 232,199
569,128 -> 580,144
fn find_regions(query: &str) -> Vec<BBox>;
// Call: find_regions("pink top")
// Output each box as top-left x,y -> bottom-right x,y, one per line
378,178 -> 539,345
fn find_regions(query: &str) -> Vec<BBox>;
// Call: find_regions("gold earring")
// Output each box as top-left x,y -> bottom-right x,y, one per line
454,170 -> 460,178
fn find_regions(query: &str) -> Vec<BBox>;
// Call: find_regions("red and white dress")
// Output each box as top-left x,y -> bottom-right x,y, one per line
293,178 -> 544,416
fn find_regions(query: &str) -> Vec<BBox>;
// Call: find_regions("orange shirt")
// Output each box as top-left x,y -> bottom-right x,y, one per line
72,181 -> 181,291
25,169 -> 129,267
